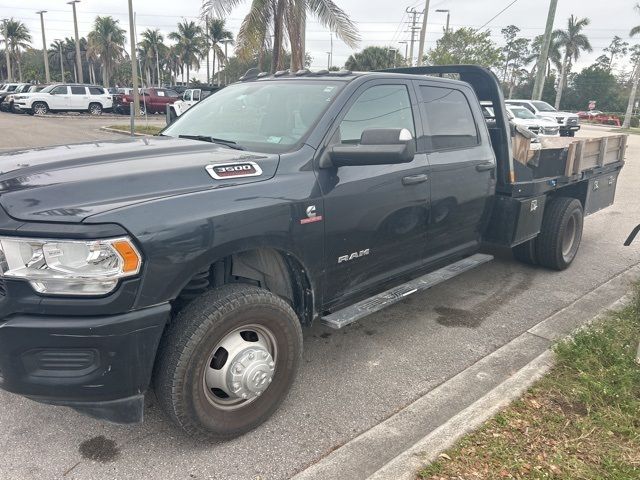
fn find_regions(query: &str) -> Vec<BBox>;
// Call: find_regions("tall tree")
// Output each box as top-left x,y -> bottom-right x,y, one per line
527,34 -> 561,78
603,36 -> 629,70
87,16 -> 126,87
345,46 -> 405,71
139,28 -> 164,86
203,0 -> 359,73
207,18 -> 233,84
623,4 -> 640,129
169,21 -> 204,86
501,25 -> 520,82
553,15 -> 592,109
1,19 -> 31,82
427,28 -> 503,70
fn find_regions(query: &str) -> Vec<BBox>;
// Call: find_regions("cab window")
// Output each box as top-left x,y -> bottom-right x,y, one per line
338,84 -> 415,144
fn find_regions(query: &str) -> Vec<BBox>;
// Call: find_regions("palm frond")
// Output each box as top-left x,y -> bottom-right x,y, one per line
201,0 -> 246,19
632,25 -> 640,37
306,0 -> 360,48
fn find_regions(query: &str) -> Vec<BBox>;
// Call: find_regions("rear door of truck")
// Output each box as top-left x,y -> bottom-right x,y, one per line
412,79 -> 497,262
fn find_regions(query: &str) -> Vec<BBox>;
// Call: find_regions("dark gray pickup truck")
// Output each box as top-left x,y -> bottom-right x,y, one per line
0,66 -> 625,438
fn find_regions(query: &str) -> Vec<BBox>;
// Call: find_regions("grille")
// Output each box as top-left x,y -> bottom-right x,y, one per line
556,117 -> 564,124
528,127 -> 540,134
567,118 -> 578,125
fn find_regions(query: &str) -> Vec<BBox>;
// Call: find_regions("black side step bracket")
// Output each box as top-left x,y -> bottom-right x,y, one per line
321,253 -> 493,329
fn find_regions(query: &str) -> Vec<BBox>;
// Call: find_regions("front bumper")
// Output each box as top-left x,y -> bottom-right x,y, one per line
0,300 -> 170,423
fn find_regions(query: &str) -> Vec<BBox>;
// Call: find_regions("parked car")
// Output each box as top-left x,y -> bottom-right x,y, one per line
505,99 -> 580,136
120,87 -> 180,114
0,65 -> 624,439
168,86 -> 222,121
506,105 -> 560,136
14,84 -> 113,115
0,83 -> 31,112
577,110 -> 604,119
0,83 -> 21,96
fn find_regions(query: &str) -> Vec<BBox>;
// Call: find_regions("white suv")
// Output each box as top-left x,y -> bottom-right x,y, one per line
505,99 -> 580,137
15,84 -> 113,115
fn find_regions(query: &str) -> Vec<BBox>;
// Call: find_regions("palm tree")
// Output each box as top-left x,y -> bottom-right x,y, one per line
527,34 -> 562,78
203,0 -> 359,73
48,40 -> 68,81
553,15 -> 592,109
631,3 -> 640,37
623,5 -> 640,129
345,46 -> 404,71
207,18 -> 233,84
169,21 -> 204,87
1,19 -> 31,82
139,28 -> 164,86
87,16 -> 126,88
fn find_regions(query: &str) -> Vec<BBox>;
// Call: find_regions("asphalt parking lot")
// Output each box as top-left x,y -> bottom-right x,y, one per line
0,115 -> 638,480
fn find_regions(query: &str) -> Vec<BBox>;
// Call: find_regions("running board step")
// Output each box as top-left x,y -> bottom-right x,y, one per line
321,253 -> 493,329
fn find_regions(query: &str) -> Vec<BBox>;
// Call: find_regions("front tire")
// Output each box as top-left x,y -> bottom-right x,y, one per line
153,284 -> 303,439
536,197 -> 584,270
32,102 -> 48,115
88,102 -> 103,115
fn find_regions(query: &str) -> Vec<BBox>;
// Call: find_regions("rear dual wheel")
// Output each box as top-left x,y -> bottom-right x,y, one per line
154,284 -> 303,439
512,197 -> 584,270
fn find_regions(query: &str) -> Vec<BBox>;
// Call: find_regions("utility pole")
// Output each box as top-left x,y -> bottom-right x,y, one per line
416,0 -> 430,66
329,31 -> 333,69
223,39 -> 230,85
532,0 -> 558,101
36,11 -> 50,83
128,0 -> 140,116
406,7 -> 421,67
2,19 -> 10,82
205,15 -> 210,85
67,1 -> 83,84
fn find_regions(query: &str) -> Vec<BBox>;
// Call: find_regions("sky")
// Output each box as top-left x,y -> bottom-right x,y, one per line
1,0 -> 638,81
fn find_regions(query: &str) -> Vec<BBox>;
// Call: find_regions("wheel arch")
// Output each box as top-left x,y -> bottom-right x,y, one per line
172,246 -> 316,326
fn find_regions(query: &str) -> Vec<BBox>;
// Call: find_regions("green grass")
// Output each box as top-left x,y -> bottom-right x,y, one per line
419,286 -> 640,480
107,124 -> 163,135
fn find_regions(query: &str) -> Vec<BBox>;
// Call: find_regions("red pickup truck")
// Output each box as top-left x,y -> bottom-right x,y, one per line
121,87 -> 180,114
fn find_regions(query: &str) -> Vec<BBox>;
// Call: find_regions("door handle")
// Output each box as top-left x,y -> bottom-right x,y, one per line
402,174 -> 428,186
475,162 -> 495,172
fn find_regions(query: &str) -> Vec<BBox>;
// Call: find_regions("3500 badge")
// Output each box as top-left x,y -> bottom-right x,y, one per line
206,162 -> 263,179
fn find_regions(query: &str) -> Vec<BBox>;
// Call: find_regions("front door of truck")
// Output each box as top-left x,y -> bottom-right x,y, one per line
317,80 -> 430,308
413,80 -> 496,263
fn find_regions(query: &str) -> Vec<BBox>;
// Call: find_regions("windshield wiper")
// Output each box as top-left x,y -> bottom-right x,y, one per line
178,134 -> 245,150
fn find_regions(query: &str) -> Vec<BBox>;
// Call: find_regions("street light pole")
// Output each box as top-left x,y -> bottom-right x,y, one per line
36,11 -> 50,83
67,0 -> 83,84
127,0 -> 140,117
435,9 -> 450,34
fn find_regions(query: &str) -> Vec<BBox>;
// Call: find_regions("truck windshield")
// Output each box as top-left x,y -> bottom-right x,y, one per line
509,107 -> 537,120
532,101 -> 556,112
163,80 -> 344,153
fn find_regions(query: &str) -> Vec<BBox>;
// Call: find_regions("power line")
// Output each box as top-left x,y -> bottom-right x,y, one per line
478,0 -> 520,31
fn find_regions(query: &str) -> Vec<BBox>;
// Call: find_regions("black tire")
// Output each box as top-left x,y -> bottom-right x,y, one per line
512,238 -> 538,265
536,197 -> 584,270
568,131 -> 576,137
153,284 -> 303,439
88,102 -> 103,115
32,102 -> 48,116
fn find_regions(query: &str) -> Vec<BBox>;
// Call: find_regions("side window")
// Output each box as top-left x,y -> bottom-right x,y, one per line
183,90 -> 191,101
89,87 -> 104,95
419,86 -> 478,151
523,103 -> 536,113
71,86 -> 86,95
193,90 -> 201,101
51,86 -> 68,95
338,84 -> 415,144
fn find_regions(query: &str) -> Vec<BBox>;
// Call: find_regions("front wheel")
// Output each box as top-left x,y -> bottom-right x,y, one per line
31,102 -> 48,116
88,102 -> 103,115
153,284 -> 303,439
536,197 -> 584,270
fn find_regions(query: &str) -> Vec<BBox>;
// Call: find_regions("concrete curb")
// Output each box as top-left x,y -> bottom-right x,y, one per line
292,264 -> 640,480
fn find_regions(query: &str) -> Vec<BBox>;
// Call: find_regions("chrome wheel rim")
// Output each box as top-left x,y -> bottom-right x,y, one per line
203,324 -> 277,410
90,104 -> 101,115
34,104 -> 46,115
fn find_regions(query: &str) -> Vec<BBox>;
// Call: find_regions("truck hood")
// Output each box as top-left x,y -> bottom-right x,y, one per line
0,136 -> 278,223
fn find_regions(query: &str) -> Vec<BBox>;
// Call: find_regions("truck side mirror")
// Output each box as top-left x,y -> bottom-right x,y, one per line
322,128 -> 416,168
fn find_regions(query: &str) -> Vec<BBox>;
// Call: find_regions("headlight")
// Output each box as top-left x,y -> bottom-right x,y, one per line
13,95 -> 26,100
0,237 -> 141,296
